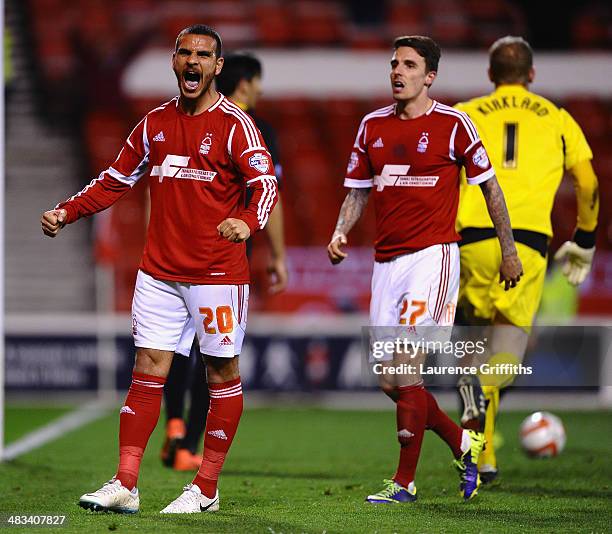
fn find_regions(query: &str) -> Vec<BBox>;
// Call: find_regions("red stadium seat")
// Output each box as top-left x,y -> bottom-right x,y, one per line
465,0 -> 526,47
84,112 -> 130,175
323,99 -> 363,158
387,0 -> 427,38
128,98 -> 169,124
428,0 -> 470,47
292,1 -> 346,46
254,1 -> 294,46
590,138 -> 612,185
572,8 -> 611,49
38,36 -> 73,81
564,98 -> 609,141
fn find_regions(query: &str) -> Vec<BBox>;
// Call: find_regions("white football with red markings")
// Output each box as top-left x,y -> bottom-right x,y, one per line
519,411 -> 566,458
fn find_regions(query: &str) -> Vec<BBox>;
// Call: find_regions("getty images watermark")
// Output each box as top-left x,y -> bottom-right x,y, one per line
366,327 -> 534,378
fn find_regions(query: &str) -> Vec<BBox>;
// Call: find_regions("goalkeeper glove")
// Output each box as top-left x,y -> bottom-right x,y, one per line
554,241 -> 595,286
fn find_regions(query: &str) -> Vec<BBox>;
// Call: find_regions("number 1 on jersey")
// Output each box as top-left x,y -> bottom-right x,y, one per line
503,122 -> 518,168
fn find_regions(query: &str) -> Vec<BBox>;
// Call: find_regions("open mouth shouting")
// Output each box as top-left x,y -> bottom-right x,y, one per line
182,69 -> 202,94
392,79 -> 405,94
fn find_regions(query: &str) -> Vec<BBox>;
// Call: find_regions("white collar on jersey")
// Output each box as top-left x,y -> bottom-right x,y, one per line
174,93 -> 225,113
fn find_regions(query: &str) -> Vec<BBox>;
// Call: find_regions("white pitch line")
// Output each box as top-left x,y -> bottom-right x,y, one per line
2,400 -> 114,461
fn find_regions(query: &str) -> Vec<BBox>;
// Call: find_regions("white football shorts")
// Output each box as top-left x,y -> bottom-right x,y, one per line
132,270 -> 249,358
369,243 -> 459,361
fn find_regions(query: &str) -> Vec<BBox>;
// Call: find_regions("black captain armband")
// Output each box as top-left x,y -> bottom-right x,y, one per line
574,228 -> 597,249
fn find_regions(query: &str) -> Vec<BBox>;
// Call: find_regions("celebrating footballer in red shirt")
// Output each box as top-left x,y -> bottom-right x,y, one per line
328,36 -> 522,504
41,25 -> 277,514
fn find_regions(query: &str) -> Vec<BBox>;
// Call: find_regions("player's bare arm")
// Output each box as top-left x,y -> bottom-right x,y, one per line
328,187 -> 371,265
265,200 -> 288,293
479,176 -> 523,290
217,218 -> 251,243
41,208 -> 67,238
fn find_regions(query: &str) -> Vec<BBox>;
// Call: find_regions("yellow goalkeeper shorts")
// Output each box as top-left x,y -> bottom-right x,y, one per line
458,240 -> 547,332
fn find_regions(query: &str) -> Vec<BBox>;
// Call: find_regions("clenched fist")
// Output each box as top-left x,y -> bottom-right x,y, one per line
217,218 -> 250,243
327,232 -> 348,265
41,208 -> 67,238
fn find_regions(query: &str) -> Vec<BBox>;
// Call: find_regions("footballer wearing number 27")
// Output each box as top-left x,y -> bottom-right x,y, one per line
328,35 -> 522,504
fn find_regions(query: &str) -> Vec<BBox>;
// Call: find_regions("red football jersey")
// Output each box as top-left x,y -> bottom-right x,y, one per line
58,94 -> 278,284
345,100 -> 494,262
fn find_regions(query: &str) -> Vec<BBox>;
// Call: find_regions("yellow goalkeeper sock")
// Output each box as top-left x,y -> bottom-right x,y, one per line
478,384 -> 499,471
480,352 -> 521,389
477,352 -> 521,471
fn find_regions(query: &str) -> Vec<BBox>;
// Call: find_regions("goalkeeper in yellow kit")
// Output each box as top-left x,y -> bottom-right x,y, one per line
454,36 -> 599,482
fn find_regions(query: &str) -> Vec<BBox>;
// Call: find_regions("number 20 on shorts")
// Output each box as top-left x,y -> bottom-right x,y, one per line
199,306 -> 234,335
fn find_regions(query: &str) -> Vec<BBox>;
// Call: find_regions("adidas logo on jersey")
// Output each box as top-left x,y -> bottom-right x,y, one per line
372,137 -> 384,148
220,336 -> 233,346
120,405 -> 136,415
153,131 -> 166,142
208,429 -> 228,440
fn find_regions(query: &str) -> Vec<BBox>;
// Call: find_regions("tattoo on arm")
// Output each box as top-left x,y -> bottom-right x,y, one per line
479,176 -> 517,257
333,188 -> 371,236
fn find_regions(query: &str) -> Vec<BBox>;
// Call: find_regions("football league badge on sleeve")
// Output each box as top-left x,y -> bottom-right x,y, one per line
347,151 -> 359,173
472,146 -> 490,169
249,152 -> 270,174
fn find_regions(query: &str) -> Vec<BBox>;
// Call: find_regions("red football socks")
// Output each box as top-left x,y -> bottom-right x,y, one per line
116,372 -> 166,490
193,377 -> 243,498
393,383 -> 427,488
425,388 -> 465,459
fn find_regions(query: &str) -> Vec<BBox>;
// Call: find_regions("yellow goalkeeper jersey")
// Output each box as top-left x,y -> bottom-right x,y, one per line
455,84 -> 592,237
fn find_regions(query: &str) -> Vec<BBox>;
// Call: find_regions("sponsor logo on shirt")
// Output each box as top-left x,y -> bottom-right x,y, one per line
248,152 -> 270,174
374,164 -> 440,191
417,132 -> 429,153
200,132 -> 213,155
472,146 -> 489,169
150,155 -> 217,183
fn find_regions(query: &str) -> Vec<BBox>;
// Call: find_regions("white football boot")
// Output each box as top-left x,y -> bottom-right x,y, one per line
160,483 -> 219,514
79,478 -> 139,513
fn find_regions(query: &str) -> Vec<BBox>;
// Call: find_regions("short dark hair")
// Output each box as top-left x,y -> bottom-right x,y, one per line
175,24 -> 223,58
393,35 -> 441,73
489,36 -> 533,85
215,52 -> 262,96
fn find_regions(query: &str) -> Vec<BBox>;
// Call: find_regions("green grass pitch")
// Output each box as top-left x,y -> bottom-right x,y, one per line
1,406 -> 611,533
